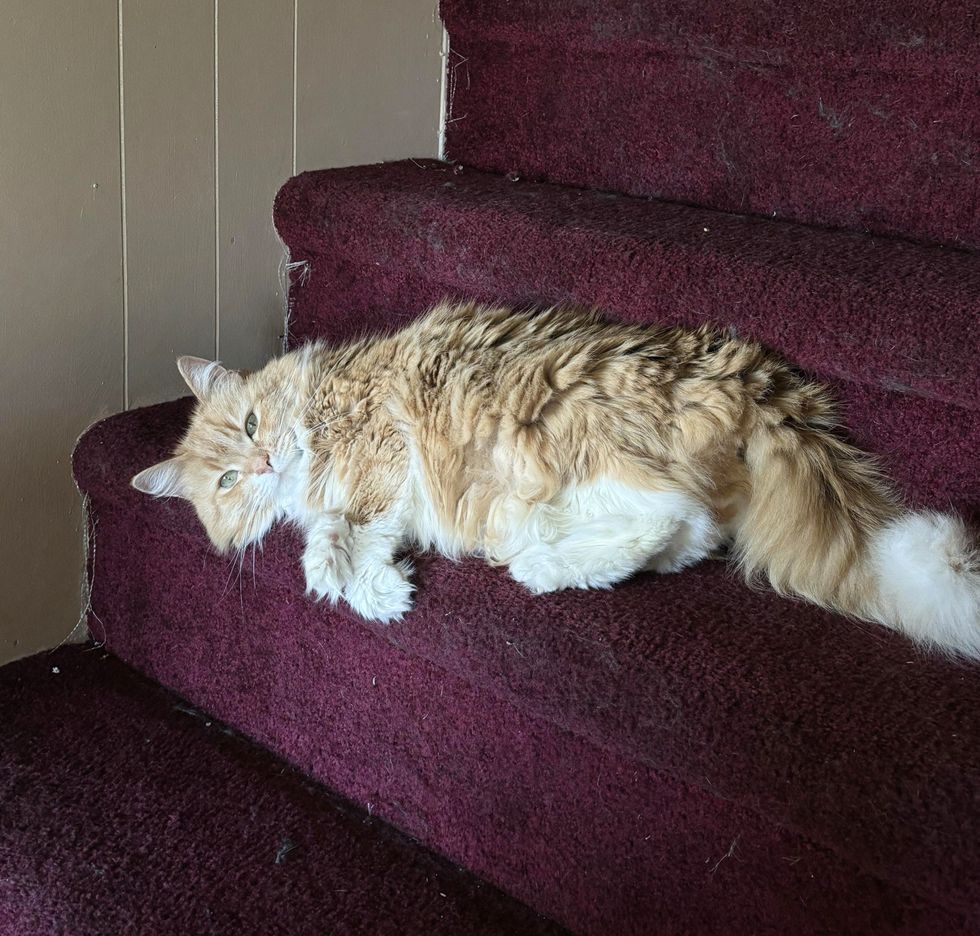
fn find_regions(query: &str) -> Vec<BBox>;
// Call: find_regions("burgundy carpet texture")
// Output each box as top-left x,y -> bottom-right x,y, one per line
442,0 -> 980,248
0,647 -> 561,936
70,158 -> 980,934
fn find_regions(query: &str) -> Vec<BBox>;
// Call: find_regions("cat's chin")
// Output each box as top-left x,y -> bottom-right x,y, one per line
272,447 -> 310,510
227,510 -> 280,554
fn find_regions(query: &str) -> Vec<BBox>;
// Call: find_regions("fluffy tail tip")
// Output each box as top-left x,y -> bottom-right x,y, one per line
871,512 -> 980,659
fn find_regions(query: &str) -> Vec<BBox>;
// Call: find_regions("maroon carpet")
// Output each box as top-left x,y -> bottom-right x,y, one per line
0,647 -> 562,936
442,0 -> 980,249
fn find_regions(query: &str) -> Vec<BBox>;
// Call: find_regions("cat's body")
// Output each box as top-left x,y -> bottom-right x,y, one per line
133,301 -> 980,657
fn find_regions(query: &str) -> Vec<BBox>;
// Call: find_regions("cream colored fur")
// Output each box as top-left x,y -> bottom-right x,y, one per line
132,302 -> 980,655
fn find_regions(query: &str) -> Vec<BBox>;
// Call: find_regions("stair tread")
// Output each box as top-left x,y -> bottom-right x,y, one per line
74,398 -> 980,914
441,0 -> 980,247
0,646 -> 562,936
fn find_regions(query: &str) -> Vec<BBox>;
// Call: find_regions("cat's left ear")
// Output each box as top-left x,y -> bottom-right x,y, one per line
177,356 -> 242,401
131,457 -> 188,499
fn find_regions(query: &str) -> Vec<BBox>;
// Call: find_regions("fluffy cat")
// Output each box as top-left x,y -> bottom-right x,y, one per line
132,301 -> 980,657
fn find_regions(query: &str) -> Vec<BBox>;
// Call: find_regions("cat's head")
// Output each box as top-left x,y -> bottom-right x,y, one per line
131,356 -> 305,553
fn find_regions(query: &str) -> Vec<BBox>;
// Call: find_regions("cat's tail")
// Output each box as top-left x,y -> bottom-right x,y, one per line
735,389 -> 980,659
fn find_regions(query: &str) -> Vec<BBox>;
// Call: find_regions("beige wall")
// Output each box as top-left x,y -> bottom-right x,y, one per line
0,1 -> 444,665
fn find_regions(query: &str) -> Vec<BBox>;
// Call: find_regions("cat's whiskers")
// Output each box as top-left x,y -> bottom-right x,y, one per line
220,543 -> 247,601
295,423 -> 325,442
296,415 -> 341,444
293,391 -> 322,428
237,483 -> 281,555
237,545 -> 246,625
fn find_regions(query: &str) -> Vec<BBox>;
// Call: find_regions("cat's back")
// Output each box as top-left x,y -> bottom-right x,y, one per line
403,300 -> 640,362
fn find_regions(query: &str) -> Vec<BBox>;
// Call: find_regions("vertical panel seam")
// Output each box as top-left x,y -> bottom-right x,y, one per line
292,0 -> 298,175
214,0 -> 220,361
117,0 -> 129,409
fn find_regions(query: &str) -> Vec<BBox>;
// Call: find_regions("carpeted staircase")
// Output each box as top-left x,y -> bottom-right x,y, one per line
15,2 -> 980,933
442,0 -> 980,249
0,648 -> 562,935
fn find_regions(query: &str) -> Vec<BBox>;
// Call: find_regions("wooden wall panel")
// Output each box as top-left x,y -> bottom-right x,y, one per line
0,0 -> 123,663
122,0 -> 217,406
296,0 -> 443,172
217,0 -> 294,372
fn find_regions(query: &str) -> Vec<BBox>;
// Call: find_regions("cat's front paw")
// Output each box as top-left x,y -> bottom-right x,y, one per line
343,559 -> 415,624
303,520 -> 354,603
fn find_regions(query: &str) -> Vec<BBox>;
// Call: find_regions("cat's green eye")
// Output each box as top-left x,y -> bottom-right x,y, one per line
245,412 -> 258,438
219,470 -> 239,489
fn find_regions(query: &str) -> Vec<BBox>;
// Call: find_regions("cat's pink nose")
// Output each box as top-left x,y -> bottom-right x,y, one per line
249,453 -> 273,475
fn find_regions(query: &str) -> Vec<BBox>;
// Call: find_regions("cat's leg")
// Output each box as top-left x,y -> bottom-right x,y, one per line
643,506 -> 723,573
507,484 -> 718,594
302,511 -> 355,604
341,512 -> 415,623
304,510 -> 414,622
508,515 -> 681,593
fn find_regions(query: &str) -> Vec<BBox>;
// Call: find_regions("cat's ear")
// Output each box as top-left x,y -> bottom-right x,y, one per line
131,457 -> 188,499
177,356 -> 241,401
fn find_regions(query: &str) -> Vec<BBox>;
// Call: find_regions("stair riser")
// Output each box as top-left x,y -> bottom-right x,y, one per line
84,495 -> 970,935
443,15 -> 980,247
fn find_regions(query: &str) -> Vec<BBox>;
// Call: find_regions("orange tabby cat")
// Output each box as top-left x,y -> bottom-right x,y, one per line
133,301 -> 980,657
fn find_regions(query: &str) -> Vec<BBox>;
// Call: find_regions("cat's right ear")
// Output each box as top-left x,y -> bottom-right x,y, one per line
131,457 -> 188,499
177,356 -> 241,401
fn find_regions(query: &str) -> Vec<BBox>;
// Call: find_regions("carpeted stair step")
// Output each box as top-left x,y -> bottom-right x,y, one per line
74,399 -> 979,935
275,160 -> 978,517
441,0 -> 980,249
72,160 -> 980,933
0,647 -> 562,936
